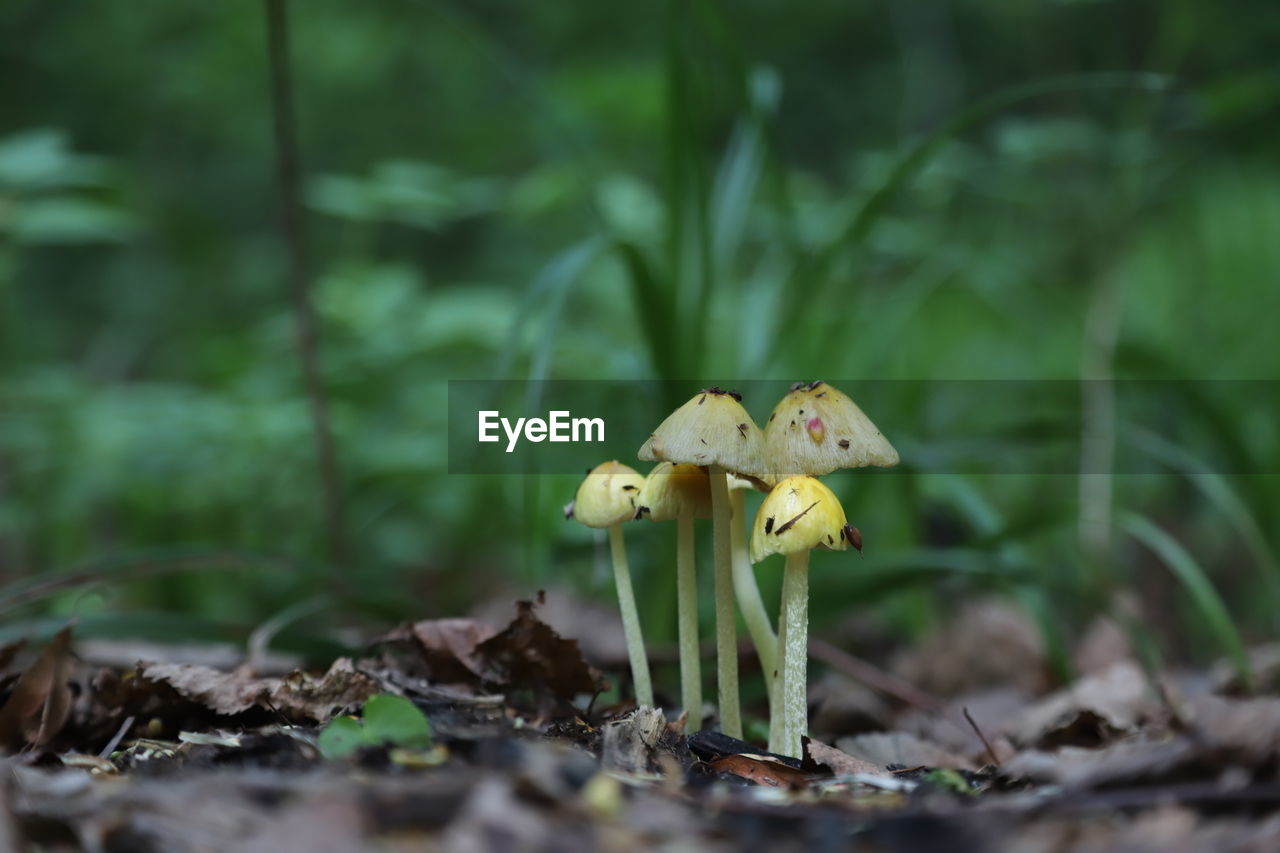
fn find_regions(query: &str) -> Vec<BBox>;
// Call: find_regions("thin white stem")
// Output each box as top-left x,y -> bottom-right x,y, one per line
708,463 -> 741,738
730,488 -> 777,728
768,585 -> 788,754
609,523 -> 653,707
676,514 -> 701,729
778,550 -> 810,759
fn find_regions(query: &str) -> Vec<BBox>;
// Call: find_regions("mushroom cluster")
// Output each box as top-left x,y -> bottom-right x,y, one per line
566,382 -> 896,758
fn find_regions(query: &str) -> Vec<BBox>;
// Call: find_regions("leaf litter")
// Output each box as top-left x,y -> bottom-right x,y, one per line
3,595 -> 1280,851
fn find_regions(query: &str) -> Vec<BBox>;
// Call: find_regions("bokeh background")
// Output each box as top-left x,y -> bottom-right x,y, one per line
3,2 -> 1278,697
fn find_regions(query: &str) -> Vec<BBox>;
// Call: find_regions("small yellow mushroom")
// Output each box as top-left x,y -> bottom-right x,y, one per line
750,476 -> 853,759
638,387 -> 767,738
763,380 -> 898,480
635,462 -> 711,728
570,461 -> 652,707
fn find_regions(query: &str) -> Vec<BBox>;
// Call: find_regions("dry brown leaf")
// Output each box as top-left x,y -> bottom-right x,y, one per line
0,626 -> 74,749
804,738 -> 888,777
837,731 -> 975,771
140,663 -> 266,716
1004,738 -> 1197,788
474,599 -> 605,701
708,753 -> 811,787
383,618 -> 499,684
472,587 -> 631,668
1013,660 -> 1163,749
266,658 -> 379,720
140,657 -> 377,722
601,706 -> 686,775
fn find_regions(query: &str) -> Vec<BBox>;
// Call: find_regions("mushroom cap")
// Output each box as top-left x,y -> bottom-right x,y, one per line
638,387 -> 767,478
571,461 -> 646,528
763,381 -> 898,479
750,475 -> 851,562
635,462 -> 711,522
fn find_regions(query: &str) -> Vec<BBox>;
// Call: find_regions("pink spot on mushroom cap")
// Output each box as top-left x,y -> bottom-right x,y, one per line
806,416 -> 825,444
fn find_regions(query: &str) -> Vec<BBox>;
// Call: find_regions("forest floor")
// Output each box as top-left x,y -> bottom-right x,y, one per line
3,592 -> 1280,852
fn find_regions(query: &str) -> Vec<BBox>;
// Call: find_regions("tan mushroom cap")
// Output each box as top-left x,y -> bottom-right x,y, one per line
763,380 -> 898,479
634,462 -> 711,522
638,387 -> 767,478
750,476 -> 852,562
571,460 -> 646,528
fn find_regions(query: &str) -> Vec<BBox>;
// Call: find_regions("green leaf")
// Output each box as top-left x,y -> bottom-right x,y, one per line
361,694 -> 432,748
317,715 -> 366,759
316,695 -> 433,760
925,768 -> 976,795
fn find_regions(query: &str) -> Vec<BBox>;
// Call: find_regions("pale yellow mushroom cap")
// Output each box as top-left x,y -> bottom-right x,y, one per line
571,461 -> 646,528
637,387 -> 767,478
634,462 -> 711,522
763,381 -> 898,479
750,475 -> 851,562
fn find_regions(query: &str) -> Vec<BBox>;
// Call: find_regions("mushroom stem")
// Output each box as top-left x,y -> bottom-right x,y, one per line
708,463 -> 741,738
608,523 -> 653,707
730,488 -> 777,720
676,514 -> 701,729
769,596 -> 787,754
777,550 -> 810,759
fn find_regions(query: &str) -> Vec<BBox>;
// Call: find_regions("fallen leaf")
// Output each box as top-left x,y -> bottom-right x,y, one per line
268,658 -> 379,721
0,626 -> 74,749
139,663 -> 265,716
804,737 -> 889,777
708,754 -> 810,787
837,731 -> 975,771
601,706 -> 686,775
474,599 -> 605,701
139,657 -> 377,722
1013,661 -> 1163,749
382,619 -> 499,684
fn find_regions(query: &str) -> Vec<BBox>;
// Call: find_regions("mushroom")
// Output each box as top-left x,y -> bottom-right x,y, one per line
569,460 -> 653,708
763,380 -> 898,481
750,475 -> 854,758
727,473 -> 779,724
639,387 -> 767,738
634,462 -> 712,728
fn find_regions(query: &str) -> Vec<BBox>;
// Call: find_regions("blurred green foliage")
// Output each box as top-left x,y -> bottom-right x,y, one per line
2,1 -> 1279,680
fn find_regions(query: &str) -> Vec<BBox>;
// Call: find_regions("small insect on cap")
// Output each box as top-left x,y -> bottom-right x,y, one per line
750,476 -> 852,562
571,461 -> 646,528
763,380 -> 898,479
635,462 -> 712,522
638,387 -> 767,478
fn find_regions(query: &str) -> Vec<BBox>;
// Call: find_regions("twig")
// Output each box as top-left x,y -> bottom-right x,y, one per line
262,0 -> 350,567
962,706 -> 1001,768
98,715 -> 135,759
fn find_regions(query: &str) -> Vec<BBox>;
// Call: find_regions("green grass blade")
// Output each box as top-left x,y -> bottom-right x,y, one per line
1126,425 -> 1280,623
614,240 -> 680,382
1119,512 -> 1251,689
